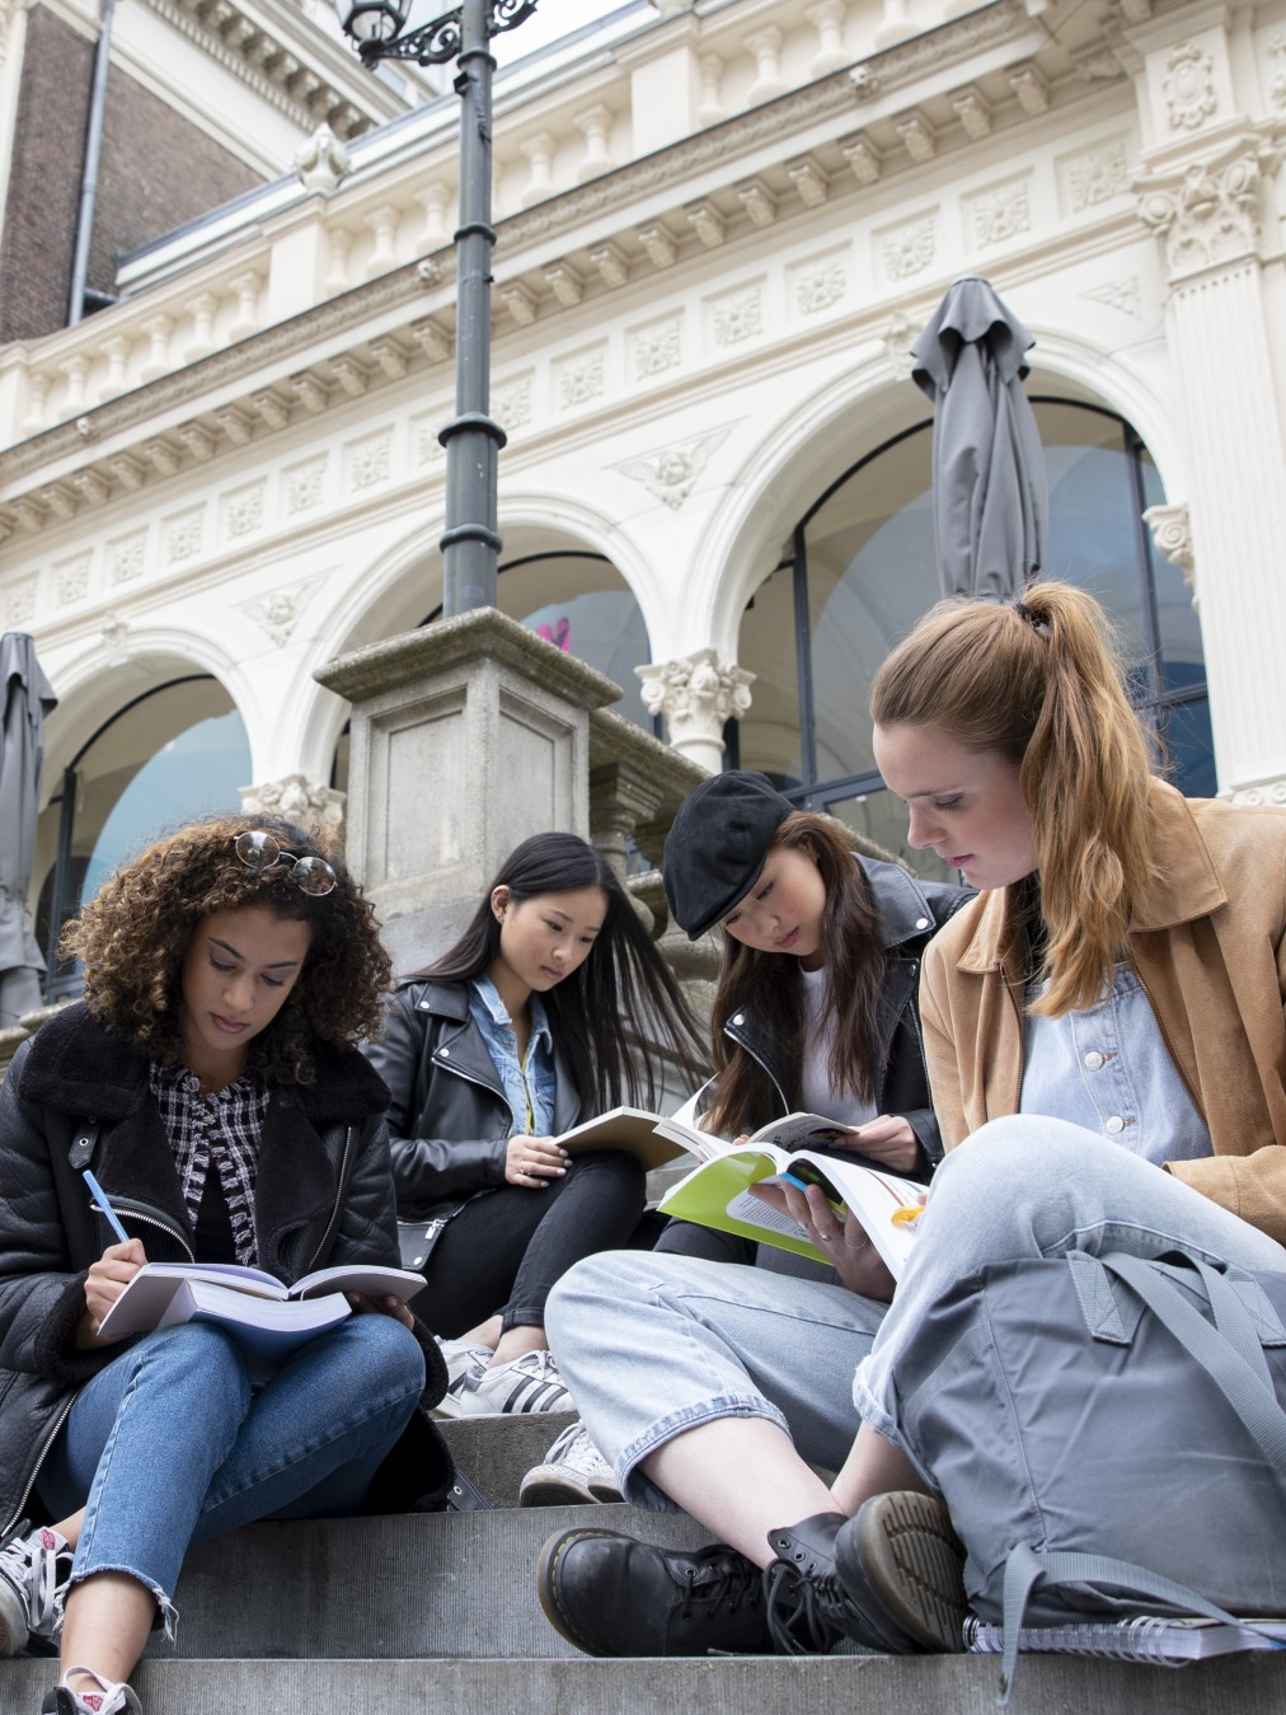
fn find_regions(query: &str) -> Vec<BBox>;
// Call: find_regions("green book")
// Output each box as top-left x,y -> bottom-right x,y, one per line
658,1142 -> 923,1277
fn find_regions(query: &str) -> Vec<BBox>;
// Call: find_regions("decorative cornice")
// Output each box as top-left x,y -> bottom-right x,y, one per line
0,1 -> 1092,527
140,0 -> 379,139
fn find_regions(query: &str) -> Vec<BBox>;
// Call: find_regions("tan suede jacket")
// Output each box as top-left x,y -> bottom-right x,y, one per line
919,779 -> 1286,1244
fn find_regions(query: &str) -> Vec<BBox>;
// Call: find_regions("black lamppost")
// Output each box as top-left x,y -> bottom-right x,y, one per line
334,0 -> 538,615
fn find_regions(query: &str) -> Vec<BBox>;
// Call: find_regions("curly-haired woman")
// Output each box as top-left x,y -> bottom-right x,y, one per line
0,815 -> 451,1715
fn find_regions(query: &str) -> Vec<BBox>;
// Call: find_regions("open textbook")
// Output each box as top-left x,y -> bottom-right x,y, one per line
963,1613 -> 1286,1663
551,1105 -> 889,1174
657,1144 -> 923,1276
96,1261 -> 423,1360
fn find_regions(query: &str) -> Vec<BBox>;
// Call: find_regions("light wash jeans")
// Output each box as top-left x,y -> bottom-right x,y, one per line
38,1314 -> 425,1631
851,1115 -> 1286,1479
545,1249 -> 887,1508
548,1115 -> 1286,1507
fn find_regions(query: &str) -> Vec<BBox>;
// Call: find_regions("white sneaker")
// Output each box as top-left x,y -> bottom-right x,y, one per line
42,1667 -> 142,1714
465,1349 -> 574,1416
432,1337 -> 493,1419
519,1419 -> 623,1507
0,1523 -> 70,1656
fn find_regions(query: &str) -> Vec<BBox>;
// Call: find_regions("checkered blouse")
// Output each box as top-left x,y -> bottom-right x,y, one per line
147,1061 -> 269,1266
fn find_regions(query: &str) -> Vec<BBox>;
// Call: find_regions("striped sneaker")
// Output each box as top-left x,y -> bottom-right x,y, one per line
520,1419 -> 622,1507
0,1522 -> 70,1656
432,1337 -> 493,1419
465,1349 -> 573,1416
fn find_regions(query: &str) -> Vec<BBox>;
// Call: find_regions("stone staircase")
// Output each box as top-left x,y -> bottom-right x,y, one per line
2,1411 -> 1283,1713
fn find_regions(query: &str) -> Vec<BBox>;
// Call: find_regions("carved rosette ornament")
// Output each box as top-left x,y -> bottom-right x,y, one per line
637,648 -> 755,774
1136,147 -> 1280,282
239,776 -> 345,851
1162,41 -> 1217,134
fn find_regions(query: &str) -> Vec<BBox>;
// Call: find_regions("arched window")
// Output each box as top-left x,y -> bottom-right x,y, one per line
735,399 -> 1210,880
36,676 -> 252,996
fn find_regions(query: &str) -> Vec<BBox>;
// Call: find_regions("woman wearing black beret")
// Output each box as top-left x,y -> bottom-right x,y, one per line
658,770 -> 968,1264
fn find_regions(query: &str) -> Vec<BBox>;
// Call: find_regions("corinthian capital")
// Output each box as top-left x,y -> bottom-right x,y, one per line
1135,139 -> 1282,283
636,648 -> 755,775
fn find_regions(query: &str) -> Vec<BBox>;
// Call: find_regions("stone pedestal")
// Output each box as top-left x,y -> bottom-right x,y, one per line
314,608 -> 621,975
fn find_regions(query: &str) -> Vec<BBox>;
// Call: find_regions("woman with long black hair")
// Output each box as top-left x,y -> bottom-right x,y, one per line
365,831 -> 708,1422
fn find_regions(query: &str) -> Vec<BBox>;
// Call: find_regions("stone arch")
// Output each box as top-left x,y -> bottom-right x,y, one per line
698,322 -> 1185,664
288,490 -> 666,787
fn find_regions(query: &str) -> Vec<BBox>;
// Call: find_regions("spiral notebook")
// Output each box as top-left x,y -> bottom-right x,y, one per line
964,1614 -> 1286,1664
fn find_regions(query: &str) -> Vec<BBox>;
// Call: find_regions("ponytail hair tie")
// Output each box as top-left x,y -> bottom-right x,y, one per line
1013,598 -> 1049,636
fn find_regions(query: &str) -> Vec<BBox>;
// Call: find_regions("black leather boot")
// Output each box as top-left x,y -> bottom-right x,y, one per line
537,1527 -> 771,1657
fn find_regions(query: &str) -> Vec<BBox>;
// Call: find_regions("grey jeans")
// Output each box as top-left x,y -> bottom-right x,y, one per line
547,1115 -> 1286,1506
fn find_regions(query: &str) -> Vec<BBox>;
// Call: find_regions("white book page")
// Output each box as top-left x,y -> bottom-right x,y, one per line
291,1264 -> 423,1301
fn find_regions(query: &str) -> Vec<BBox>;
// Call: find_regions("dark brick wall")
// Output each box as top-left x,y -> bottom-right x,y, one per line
0,5 -> 266,344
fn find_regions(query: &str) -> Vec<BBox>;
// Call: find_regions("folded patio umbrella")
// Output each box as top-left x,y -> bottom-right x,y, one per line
911,275 -> 1048,600
0,632 -> 58,1028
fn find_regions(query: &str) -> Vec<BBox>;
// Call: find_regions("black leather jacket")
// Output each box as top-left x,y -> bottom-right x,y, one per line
0,1003 -> 452,1539
365,979 -> 582,1225
718,857 -> 971,1175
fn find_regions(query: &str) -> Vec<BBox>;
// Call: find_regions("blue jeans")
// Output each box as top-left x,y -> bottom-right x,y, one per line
38,1314 -> 425,1631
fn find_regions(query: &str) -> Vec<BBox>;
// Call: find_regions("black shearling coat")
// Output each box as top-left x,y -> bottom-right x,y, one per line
0,1002 -> 452,1537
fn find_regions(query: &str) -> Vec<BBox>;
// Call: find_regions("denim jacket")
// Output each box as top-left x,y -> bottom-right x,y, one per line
467,975 -> 558,1140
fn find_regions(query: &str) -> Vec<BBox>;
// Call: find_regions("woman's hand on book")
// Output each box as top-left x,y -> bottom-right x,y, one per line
838,1114 -> 918,1173
347,1292 -> 415,1330
506,1135 -> 570,1189
79,1238 -> 148,1347
779,1181 -> 897,1302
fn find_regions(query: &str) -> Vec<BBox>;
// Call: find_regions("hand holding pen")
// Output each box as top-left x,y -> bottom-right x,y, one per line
78,1170 -> 148,1348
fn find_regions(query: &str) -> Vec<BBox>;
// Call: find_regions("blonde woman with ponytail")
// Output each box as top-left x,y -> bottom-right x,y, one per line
802,577 -> 1286,1649
533,578 -> 1286,1666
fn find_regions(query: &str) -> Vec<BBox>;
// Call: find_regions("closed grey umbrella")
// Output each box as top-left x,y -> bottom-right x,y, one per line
0,633 -> 58,1028
911,276 -> 1048,601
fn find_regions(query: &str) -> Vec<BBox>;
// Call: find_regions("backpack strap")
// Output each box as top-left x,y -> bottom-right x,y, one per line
999,1542 -> 1286,1703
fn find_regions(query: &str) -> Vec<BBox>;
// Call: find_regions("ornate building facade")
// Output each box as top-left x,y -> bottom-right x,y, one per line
1,0 -> 1283,979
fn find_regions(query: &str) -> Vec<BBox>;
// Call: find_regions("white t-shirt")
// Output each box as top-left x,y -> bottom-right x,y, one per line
798,965 -> 879,1128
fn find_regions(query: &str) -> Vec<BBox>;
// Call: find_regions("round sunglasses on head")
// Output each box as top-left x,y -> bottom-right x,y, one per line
233,830 -> 337,897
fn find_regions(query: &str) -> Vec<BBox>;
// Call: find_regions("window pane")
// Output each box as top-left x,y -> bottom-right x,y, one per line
821,786 -> 960,887
1157,696 -> 1217,799
36,679 -> 251,981
1139,449 -> 1206,697
1035,401 -> 1151,680
804,428 -> 938,784
736,562 -> 803,789
498,557 -> 653,730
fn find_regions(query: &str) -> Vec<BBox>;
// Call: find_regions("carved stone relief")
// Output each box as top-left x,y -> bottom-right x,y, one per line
790,253 -> 848,316
285,456 -> 328,516
1163,41 -> 1217,134
494,373 -> 535,433
239,578 -> 320,647
410,412 -> 446,470
1136,151 -> 1275,282
966,176 -> 1031,249
1059,137 -> 1130,214
222,479 -> 267,540
346,428 -> 394,492
108,530 -> 147,585
555,345 -> 608,411
630,316 -> 683,380
877,212 -> 937,282
707,284 -> 765,348
1083,277 -> 1142,318
54,553 -> 91,607
610,423 -> 737,511
4,577 -> 37,627
164,506 -> 205,567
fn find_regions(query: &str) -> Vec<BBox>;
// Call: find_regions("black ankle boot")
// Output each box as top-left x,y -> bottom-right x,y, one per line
537,1526 -> 771,1657
834,1491 -> 966,1653
765,1509 -> 923,1655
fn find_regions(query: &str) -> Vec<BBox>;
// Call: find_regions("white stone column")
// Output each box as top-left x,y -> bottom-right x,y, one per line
1136,134 -> 1286,799
636,648 -> 754,776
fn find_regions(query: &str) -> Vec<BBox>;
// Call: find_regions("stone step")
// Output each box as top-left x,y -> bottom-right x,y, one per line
438,1410 -> 579,1507
4,1652 -> 1283,1714
149,1504 -> 711,1660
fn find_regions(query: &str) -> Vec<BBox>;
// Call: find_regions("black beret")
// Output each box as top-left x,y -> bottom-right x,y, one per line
663,771 -> 794,941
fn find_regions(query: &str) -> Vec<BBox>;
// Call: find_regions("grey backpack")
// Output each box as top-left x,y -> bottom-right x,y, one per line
896,1249 -> 1286,1695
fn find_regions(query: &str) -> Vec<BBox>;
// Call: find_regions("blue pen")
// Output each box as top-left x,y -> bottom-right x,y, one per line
82,1169 -> 130,1246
